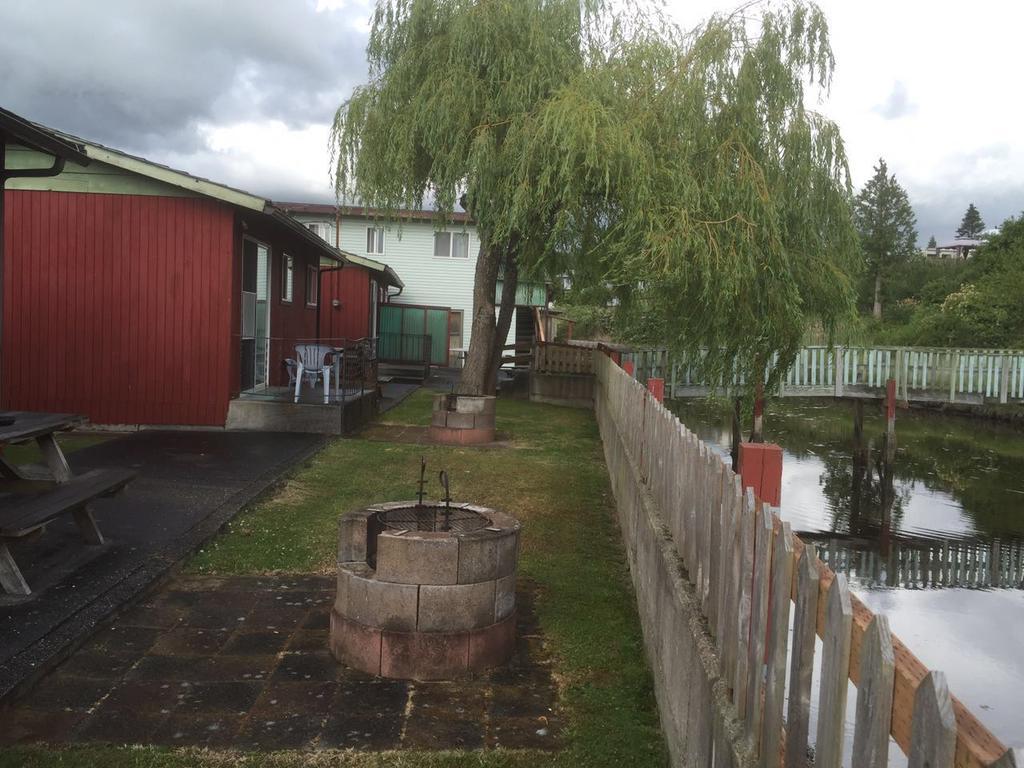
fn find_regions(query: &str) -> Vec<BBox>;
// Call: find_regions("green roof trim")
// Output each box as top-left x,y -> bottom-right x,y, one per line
81,143 -> 267,212
496,280 -> 547,307
16,119 -> 351,266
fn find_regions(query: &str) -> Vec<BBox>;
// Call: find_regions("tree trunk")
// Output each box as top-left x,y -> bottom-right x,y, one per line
457,236 -> 503,395
750,381 -> 765,443
872,271 -> 882,319
487,249 -> 519,394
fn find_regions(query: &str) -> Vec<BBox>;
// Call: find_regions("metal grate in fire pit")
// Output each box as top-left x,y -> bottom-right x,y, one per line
377,505 -> 490,534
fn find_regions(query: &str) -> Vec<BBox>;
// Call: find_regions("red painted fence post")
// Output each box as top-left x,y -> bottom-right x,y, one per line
647,377 -> 664,403
623,361 -> 635,377
738,442 -> 783,507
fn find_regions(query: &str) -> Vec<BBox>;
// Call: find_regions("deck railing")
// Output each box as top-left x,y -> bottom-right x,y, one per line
624,345 -> 1024,405
240,335 -> 377,399
593,351 -> 1009,768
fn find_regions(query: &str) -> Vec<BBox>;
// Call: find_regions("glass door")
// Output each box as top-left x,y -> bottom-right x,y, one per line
240,238 -> 271,392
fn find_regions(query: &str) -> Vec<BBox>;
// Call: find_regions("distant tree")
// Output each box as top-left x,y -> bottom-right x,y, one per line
853,158 -> 918,319
927,234 -> 937,250
956,203 -> 985,239
332,0 -> 859,395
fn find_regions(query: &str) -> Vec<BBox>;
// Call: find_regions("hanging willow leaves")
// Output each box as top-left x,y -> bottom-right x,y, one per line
332,0 -> 860,393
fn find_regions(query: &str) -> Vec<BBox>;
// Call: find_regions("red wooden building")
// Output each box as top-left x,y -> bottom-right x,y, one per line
318,253 -> 401,343
1,120 -> 401,428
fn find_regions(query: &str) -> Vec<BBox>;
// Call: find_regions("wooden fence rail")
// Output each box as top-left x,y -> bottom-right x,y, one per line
592,351 -> 1010,768
623,345 -> 1024,405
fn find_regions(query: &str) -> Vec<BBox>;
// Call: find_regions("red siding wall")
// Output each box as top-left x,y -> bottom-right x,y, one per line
2,190 -> 235,426
319,266 -> 372,341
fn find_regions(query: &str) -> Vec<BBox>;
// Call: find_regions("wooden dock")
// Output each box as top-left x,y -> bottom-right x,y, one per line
624,345 -> 1024,406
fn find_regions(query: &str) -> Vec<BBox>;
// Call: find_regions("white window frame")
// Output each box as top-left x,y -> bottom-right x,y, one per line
433,230 -> 470,259
281,254 -> 294,304
366,226 -> 385,255
305,265 -> 319,308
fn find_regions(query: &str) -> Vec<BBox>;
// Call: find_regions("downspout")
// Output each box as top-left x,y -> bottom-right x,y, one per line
316,261 -> 346,433
0,143 -> 67,406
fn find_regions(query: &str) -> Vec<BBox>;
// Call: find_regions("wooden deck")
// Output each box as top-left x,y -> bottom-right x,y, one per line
226,388 -> 378,434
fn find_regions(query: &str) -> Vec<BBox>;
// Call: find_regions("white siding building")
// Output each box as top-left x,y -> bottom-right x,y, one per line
280,203 -> 545,366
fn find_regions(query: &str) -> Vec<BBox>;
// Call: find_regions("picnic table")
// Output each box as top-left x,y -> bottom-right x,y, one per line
0,411 -> 85,482
0,411 -> 135,596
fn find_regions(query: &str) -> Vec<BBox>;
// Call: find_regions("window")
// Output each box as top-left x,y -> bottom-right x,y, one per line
305,265 -> 318,307
366,226 -> 385,254
434,231 -> 469,258
281,254 -> 294,303
307,222 -> 331,242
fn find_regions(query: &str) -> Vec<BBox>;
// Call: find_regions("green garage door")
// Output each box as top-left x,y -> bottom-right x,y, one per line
425,309 -> 449,365
378,304 -> 450,366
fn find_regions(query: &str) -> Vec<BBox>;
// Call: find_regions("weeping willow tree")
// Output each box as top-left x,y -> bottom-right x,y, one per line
332,0 -> 859,395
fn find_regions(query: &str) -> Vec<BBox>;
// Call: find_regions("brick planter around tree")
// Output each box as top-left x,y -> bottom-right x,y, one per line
330,501 -> 520,680
428,394 -> 496,445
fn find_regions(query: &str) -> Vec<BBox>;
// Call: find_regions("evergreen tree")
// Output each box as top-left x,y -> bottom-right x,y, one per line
927,235 -> 937,250
956,203 -> 985,239
333,0 -> 859,394
852,158 -> 918,319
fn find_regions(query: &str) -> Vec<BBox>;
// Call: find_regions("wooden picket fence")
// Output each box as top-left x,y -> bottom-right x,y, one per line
592,351 -> 1011,768
532,340 -> 594,375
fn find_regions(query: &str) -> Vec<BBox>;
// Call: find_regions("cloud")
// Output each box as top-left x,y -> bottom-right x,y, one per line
1,0 -> 1021,232
914,187 -> 1024,245
0,0 -> 371,158
873,81 -> 916,120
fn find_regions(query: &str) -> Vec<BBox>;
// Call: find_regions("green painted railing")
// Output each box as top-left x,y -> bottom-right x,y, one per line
621,346 -> 1024,405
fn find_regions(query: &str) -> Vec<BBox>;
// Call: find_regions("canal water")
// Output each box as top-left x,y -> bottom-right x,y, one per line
669,397 -> 1024,750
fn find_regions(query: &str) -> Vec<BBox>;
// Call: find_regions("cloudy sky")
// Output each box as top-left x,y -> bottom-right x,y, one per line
2,0 -> 1021,245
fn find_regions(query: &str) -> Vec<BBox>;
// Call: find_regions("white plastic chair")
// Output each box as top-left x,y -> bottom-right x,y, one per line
293,344 -> 334,404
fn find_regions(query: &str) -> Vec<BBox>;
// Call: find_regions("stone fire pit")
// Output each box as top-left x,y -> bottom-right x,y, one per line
429,394 -> 496,444
330,501 -> 520,680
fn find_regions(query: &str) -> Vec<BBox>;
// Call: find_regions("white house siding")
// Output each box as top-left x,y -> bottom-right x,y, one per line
292,213 -> 516,361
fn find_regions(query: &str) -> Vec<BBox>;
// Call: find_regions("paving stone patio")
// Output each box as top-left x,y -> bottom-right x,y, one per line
0,575 -> 560,751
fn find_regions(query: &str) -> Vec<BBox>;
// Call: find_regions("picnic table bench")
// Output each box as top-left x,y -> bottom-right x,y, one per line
0,412 -> 136,596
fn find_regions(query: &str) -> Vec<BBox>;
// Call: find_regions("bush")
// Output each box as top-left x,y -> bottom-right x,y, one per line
864,214 -> 1024,348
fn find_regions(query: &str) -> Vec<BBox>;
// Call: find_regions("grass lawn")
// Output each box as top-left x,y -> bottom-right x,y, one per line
2,433 -> 112,466
2,391 -> 666,768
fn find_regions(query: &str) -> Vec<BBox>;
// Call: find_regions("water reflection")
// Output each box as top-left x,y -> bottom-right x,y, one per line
669,396 -> 1024,746
670,397 -> 1024,563
803,533 -> 1024,590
